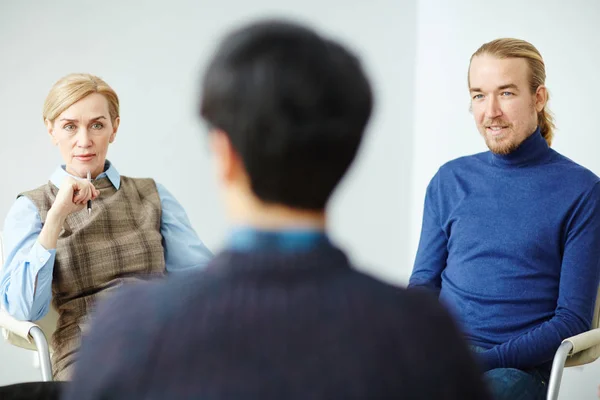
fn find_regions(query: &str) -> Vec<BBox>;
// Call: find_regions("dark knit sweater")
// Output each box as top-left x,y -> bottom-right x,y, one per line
65,242 -> 490,399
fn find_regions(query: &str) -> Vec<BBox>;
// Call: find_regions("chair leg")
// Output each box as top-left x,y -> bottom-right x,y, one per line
547,341 -> 573,400
30,326 -> 53,382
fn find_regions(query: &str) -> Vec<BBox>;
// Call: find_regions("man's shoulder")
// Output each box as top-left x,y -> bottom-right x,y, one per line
439,152 -> 488,172
96,279 -> 174,324
425,152 -> 488,189
349,278 -> 469,348
99,251 -> 451,328
343,269 -> 455,323
385,283 -> 453,320
109,266 -> 222,307
549,150 -> 600,185
104,252 -> 240,309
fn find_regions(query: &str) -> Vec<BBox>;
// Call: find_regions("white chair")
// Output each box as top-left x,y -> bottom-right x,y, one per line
0,231 -> 58,382
547,286 -> 600,399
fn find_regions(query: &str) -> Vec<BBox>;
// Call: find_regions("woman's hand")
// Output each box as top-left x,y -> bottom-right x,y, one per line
37,177 -> 100,252
50,176 -> 100,219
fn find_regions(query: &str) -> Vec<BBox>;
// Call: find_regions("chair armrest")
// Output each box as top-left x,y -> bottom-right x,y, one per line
0,309 -> 39,350
548,329 -> 600,399
0,310 -> 53,381
563,328 -> 600,356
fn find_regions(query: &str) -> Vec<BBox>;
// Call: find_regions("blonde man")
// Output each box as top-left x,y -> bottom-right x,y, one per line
410,38 -> 600,400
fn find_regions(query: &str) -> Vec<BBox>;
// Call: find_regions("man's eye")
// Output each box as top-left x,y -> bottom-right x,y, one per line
91,123 -> 104,129
501,92 -> 514,96
472,94 -> 483,100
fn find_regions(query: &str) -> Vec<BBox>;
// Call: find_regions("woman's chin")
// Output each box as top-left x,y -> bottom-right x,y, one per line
65,164 -> 88,178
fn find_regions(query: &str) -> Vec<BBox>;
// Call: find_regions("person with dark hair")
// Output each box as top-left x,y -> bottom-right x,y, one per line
64,20 -> 490,400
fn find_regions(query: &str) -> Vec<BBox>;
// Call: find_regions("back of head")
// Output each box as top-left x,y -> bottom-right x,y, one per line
469,38 -> 555,146
43,73 -> 119,124
200,20 -> 373,210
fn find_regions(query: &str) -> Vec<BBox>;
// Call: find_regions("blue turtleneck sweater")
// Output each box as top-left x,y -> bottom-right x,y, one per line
409,128 -> 600,372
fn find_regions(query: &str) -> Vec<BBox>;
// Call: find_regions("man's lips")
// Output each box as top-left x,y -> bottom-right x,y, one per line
486,126 -> 509,136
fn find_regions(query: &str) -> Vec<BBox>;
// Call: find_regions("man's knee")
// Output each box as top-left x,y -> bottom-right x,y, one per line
484,368 -> 546,400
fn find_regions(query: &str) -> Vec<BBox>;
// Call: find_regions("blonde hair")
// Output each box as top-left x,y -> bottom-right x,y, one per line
470,38 -> 555,146
42,73 -> 119,123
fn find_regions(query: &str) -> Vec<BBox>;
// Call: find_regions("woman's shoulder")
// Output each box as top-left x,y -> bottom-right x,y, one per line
4,193 -> 43,227
19,181 -> 54,197
16,182 -> 56,214
119,176 -> 158,191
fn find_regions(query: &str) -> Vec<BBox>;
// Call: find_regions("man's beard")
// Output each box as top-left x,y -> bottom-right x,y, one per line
483,132 -> 519,155
481,119 -> 518,155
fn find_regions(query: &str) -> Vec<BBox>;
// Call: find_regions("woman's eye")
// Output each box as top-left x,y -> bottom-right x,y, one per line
64,124 -> 76,132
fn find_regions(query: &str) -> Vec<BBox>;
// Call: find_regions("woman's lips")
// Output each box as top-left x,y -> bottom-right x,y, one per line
74,154 -> 95,162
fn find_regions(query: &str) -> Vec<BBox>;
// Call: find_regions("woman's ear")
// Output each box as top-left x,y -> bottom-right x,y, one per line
45,119 -> 58,145
109,117 -> 120,143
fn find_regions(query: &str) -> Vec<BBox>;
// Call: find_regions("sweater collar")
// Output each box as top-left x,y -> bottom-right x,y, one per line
488,127 -> 550,167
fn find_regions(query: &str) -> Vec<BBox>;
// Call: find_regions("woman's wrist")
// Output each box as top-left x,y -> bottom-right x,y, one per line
39,208 -> 67,249
47,205 -> 68,222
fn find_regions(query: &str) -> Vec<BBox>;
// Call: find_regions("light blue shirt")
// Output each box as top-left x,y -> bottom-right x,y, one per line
227,227 -> 329,252
1,161 -> 213,321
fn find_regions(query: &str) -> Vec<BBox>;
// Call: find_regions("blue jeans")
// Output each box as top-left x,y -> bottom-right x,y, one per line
471,346 -> 549,400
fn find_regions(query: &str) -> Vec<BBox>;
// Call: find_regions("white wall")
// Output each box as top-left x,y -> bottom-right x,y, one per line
0,0 -> 414,384
410,1 -> 600,398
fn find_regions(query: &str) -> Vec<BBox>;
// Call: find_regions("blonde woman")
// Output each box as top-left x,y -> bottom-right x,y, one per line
0,73 -> 212,380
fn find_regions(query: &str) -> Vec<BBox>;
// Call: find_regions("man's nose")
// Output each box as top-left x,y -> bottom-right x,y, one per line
485,97 -> 503,120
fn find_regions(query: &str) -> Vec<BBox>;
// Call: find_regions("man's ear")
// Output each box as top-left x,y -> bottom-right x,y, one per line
45,119 -> 58,145
535,85 -> 548,113
209,129 -> 242,183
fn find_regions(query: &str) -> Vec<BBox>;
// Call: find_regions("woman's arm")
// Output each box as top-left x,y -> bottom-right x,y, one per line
156,183 -> 213,272
1,197 -> 56,321
1,177 -> 99,320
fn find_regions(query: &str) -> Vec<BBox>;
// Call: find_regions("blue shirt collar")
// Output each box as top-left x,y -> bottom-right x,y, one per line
49,160 -> 121,189
227,226 -> 329,253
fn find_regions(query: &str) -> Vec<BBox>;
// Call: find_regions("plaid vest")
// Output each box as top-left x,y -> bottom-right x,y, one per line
22,176 -> 166,379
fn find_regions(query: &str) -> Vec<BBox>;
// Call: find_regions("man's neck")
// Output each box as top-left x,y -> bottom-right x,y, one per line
228,201 -> 326,231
